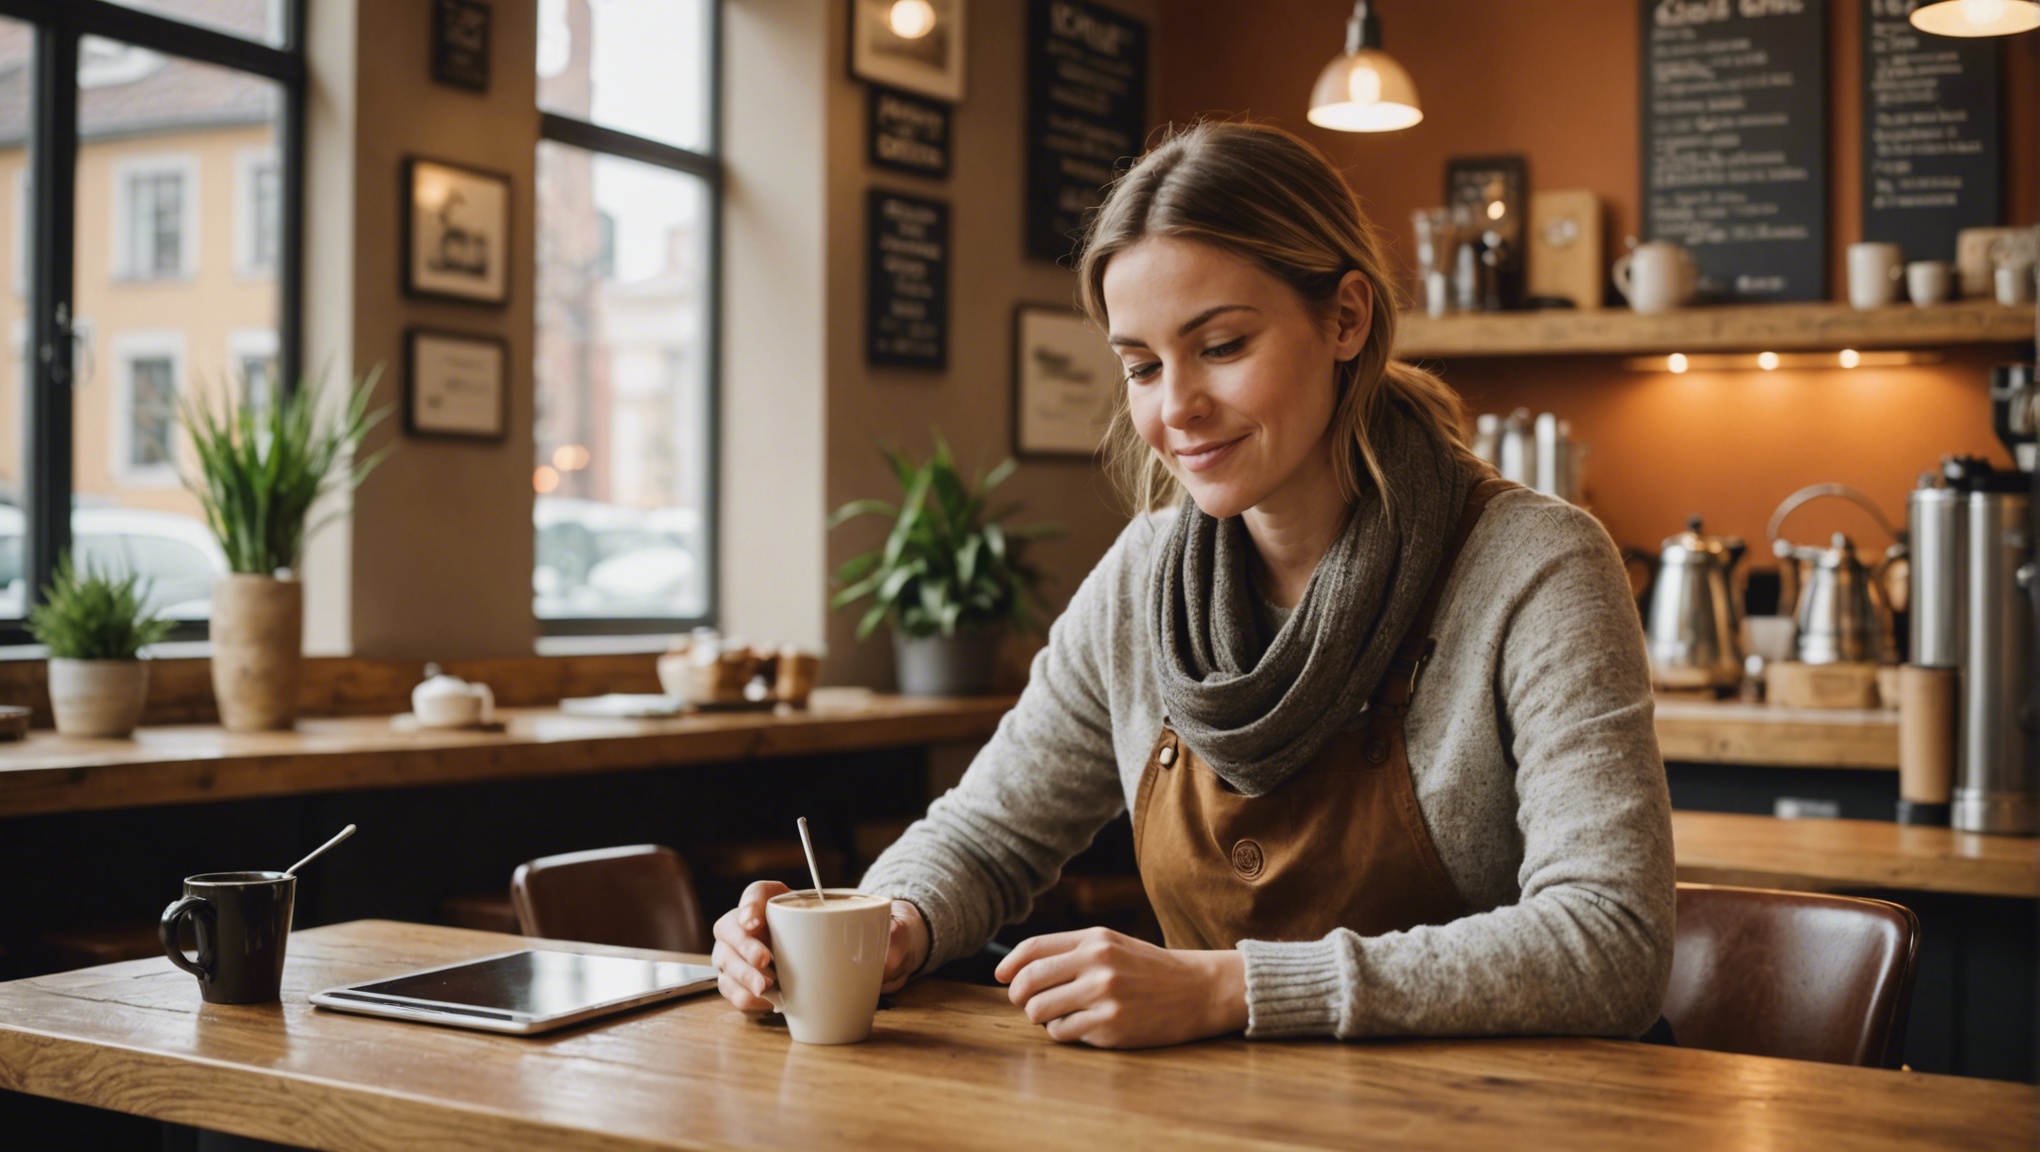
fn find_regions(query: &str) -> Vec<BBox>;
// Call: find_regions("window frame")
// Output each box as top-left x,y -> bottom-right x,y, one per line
234,144 -> 280,278
534,1 -> 724,638
108,328 -> 185,484
0,0 -> 308,647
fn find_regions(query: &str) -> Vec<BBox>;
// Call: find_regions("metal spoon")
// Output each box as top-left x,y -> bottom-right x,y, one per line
284,824 -> 357,878
796,817 -> 826,902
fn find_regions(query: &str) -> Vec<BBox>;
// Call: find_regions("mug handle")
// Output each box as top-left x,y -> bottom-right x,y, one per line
475,683 -> 495,725
160,895 -> 215,981
1611,253 -> 1633,299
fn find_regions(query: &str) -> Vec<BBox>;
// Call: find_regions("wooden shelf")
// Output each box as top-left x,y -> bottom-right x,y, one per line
1395,299 -> 2033,358
1653,695 -> 1898,770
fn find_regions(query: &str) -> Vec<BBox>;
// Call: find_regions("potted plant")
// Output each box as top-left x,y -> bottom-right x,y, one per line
830,435 -> 1063,696
178,369 -> 392,731
28,556 -> 172,738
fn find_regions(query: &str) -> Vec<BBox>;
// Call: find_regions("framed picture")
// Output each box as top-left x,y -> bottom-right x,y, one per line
432,0 -> 491,93
403,156 -> 511,306
405,328 -> 508,441
1012,305 -> 1120,459
850,0 -> 966,103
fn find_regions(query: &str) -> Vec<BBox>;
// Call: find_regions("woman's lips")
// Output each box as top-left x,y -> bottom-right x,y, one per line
1176,435 -> 1246,473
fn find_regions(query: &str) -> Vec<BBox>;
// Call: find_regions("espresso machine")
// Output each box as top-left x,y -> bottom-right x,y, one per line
1912,361 -> 2038,834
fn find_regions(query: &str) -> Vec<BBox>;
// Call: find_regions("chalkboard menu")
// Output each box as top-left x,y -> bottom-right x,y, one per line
1025,0 -> 1148,264
868,190 -> 949,370
1640,0 -> 1828,303
870,85 -> 951,181
1860,0 -> 2001,263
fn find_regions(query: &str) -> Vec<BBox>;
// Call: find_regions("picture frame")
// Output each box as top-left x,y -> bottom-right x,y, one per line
404,328 -> 508,441
432,0 -> 491,93
403,156 -> 511,306
1012,305 -> 1120,460
850,0 -> 966,103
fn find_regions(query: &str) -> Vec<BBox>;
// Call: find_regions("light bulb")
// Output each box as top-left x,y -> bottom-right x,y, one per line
888,0 -> 936,39
1839,349 -> 1861,368
1757,352 -> 1780,371
1961,0 -> 2008,26
1668,353 -> 1689,374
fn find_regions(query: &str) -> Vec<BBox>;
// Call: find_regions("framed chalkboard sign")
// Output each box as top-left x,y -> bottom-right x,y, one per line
1640,0 -> 1828,303
1024,0 -> 1148,264
1860,0 -> 2002,264
870,85 -> 951,180
868,190 -> 950,370
432,0 -> 491,93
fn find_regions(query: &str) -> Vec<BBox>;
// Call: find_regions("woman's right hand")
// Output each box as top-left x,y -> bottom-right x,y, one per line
711,881 -> 934,1011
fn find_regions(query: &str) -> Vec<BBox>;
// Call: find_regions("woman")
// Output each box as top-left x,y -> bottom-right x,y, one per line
713,122 -> 1673,1050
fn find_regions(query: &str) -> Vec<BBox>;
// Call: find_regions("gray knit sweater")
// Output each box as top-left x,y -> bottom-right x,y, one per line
858,487 -> 1676,1040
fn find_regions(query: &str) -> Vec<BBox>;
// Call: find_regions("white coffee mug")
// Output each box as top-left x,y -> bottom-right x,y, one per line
1997,261 -> 2037,306
765,889 -> 891,1045
1612,241 -> 1698,314
1848,242 -> 1904,310
1907,260 -> 1954,307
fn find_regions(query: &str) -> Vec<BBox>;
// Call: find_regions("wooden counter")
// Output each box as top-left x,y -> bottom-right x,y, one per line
0,695 -> 1013,818
1654,696 -> 1899,770
1673,810 -> 2040,899
0,920 -> 2029,1152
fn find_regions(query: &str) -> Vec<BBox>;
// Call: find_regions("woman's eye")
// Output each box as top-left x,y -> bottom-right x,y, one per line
1203,337 -> 1246,358
1124,361 -> 1161,382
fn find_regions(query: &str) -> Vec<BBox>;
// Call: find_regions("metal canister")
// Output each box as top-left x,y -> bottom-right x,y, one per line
1908,480 -> 1965,668
1953,485 -> 2035,835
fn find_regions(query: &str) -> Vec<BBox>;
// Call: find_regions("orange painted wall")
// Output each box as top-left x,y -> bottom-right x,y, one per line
1155,0 -> 2037,555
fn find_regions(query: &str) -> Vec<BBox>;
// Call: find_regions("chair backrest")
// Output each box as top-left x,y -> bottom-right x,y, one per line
1664,883 -> 1920,1068
510,844 -> 709,954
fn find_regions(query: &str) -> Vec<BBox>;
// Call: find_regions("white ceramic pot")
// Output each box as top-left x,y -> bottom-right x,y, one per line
47,657 -> 150,739
211,574 -> 303,731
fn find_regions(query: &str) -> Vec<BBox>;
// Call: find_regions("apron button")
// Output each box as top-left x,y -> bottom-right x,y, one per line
1364,736 -> 1390,764
1158,745 -> 1177,767
1230,839 -> 1264,879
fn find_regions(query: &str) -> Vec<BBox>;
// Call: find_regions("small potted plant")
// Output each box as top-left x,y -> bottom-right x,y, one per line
178,369 -> 392,731
29,556 -> 172,738
829,434 -> 1063,696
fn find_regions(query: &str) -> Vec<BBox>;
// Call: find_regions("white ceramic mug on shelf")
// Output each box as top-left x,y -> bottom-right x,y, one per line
411,668 -> 495,729
1907,260 -> 1954,307
1848,242 -> 1905,309
764,889 -> 891,1045
1612,240 -> 1698,314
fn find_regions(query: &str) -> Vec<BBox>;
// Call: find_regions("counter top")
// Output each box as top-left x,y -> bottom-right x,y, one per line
1673,810 -> 2039,899
1654,696 -> 1899,770
0,920 -> 2028,1152
0,695 -> 1015,818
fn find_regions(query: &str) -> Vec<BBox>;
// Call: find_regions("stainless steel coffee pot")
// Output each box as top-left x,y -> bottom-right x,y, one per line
1768,484 -> 1903,665
1639,516 -> 1745,691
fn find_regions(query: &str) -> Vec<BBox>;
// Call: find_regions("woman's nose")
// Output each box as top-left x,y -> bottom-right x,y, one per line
1159,366 -> 1211,428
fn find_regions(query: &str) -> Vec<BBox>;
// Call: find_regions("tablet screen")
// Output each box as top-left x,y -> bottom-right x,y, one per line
349,950 -> 710,1017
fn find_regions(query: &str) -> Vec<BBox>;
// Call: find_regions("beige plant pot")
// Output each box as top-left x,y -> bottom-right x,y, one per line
211,574 -> 303,731
47,658 -> 150,739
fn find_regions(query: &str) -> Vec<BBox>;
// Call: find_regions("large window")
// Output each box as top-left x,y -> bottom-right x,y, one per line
0,0 -> 304,641
534,0 -> 719,633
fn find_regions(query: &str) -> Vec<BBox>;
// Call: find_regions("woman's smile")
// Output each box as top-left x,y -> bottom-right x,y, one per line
1174,434 -> 1247,473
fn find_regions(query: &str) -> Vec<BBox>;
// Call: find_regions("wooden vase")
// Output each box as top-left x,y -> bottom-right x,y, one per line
211,574 -> 303,731
47,658 -> 149,738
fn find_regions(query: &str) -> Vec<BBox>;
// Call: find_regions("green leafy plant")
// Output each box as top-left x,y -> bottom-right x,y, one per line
829,434 -> 1065,641
176,368 -> 394,574
27,554 -> 173,660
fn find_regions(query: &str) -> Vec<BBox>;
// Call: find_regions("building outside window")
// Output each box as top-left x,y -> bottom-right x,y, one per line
534,0 -> 719,632
115,158 -> 197,281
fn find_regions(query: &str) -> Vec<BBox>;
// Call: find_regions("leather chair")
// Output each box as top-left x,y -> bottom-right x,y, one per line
1664,883 -> 1920,1068
510,844 -> 710,954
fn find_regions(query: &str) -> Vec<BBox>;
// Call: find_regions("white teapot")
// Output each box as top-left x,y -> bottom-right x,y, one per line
412,664 -> 495,729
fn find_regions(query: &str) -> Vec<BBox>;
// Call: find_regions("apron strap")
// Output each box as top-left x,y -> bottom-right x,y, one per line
1375,476 -> 1518,712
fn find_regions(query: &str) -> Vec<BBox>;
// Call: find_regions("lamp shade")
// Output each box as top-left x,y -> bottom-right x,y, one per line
1307,48 -> 1422,132
1909,0 -> 2040,35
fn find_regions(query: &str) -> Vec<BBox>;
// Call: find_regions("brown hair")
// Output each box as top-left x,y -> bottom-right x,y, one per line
1076,120 -> 1479,518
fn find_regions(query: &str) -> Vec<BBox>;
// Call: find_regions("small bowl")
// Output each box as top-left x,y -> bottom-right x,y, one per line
0,704 -> 30,741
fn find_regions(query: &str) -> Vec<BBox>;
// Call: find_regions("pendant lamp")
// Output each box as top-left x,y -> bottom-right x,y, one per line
1909,0 -> 2040,36
1307,0 -> 1422,133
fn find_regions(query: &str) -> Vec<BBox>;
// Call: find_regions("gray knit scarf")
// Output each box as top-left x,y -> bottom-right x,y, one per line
1150,400 -> 1481,797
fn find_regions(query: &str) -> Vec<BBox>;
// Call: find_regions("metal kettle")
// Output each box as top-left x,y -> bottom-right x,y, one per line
1767,484 -> 1904,665
1638,516 -> 1746,691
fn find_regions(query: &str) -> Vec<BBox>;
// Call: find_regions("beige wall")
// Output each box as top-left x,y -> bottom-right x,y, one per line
821,0 -> 1160,690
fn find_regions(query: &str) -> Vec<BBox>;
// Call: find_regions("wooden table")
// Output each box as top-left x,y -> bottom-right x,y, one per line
0,694 -> 1013,817
0,921 -> 2030,1151
1673,810 -> 2040,899
1654,696 -> 1899,770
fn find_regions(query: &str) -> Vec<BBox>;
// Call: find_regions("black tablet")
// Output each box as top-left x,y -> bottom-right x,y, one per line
311,948 -> 718,1035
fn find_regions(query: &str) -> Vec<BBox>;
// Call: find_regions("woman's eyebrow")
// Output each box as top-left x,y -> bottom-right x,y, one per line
1108,303 -> 1261,347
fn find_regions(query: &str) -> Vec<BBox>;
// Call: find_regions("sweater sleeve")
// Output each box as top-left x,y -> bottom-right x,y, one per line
856,521 -> 1143,976
1238,503 -> 1676,1040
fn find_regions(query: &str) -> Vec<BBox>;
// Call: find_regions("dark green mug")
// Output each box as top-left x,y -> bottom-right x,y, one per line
159,871 -> 296,1004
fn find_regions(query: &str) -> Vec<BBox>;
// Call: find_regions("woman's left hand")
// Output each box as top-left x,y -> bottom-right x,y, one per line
994,926 -> 1248,1049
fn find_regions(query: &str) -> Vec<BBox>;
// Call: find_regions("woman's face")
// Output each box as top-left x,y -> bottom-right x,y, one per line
1102,236 -> 1370,521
